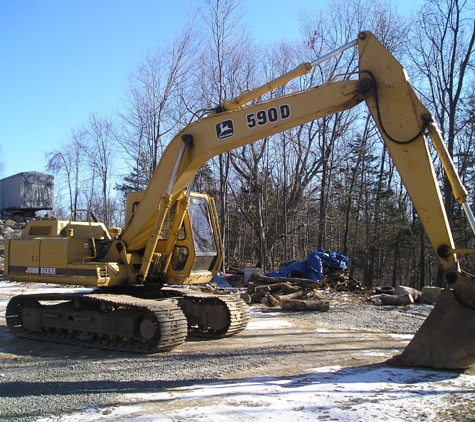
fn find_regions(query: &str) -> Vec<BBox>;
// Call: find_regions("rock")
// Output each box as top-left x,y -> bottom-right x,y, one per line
0,225 -> 14,237
420,286 -> 444,304
394,285 -> 421,301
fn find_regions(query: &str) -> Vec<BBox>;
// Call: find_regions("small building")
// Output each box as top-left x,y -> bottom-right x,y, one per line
0,172 -> 54,218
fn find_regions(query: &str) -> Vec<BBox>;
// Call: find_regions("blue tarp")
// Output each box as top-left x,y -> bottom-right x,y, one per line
212,272 -> 232,287
266,249 -> 349,281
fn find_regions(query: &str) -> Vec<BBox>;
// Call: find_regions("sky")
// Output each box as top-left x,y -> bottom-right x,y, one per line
0,0 -> 423,179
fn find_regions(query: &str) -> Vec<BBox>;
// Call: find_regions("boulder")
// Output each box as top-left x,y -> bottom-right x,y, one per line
394,285 -> 421,301
420,286 -> 444,304
0,225 -> 14,237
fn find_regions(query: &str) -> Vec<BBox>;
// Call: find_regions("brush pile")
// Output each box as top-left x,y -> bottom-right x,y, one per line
240,269 -> 367,311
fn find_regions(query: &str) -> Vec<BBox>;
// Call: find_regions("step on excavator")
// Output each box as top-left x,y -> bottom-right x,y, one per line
5,31 -> 475,368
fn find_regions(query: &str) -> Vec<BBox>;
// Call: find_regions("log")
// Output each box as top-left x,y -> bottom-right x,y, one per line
247,281 -> 257,293
274,290 -> 305,301
240,293 -> 252,304
280,298 -> 329,312
254,285 -> 272,293
276,283 -> 301,295
300,288 -> 321,299
381,293 -> 414,306
394,285 -> 421,301
268,295 -> 280,307
369,294 -> 382,303
205,284 -> 217,294
251,290 -> 266,302
305,290 -> 316,299
255,282 -> 297,293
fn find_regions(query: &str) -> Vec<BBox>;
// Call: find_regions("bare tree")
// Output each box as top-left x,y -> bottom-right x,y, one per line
46,128 -> 87,214
216,0 -> 410,271
408,0 -> 475,219
198,0 -> 252,271
118,20 -> 198,190
84,113 -> 118,226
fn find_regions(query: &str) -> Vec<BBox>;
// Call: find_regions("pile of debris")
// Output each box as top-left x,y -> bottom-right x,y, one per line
237,268 -> 443,311
319,268 -> 367,292
240,269 -> 366,311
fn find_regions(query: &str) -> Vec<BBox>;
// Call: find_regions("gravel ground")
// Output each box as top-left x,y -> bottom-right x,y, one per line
287,292 -> 434,334
0,283 -> 468,422
0,344 -> 266,421
1,322 -> 278,421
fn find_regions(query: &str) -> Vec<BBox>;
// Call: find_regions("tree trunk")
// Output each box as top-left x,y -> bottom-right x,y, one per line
381,293 -> 414,306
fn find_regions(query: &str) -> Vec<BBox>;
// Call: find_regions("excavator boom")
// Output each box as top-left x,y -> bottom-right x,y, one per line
121,32 -> 461,278
121,77 -> 369,250
122,31 -> 475,368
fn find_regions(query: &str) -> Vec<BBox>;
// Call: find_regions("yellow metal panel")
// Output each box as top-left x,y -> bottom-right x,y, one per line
40,238 -> 69,269
358,32 -> 457,271
20,219 -> 67,238
5,238 -> 40,275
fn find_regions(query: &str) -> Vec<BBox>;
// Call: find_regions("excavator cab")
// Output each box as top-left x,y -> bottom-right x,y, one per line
125,190 -> 223,285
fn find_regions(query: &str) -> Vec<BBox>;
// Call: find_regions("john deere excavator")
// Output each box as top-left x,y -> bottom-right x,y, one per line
5,31 -> 475,368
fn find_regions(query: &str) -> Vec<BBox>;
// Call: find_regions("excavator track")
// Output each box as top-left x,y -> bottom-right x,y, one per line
162,288 -> 250,338
5,293 -> 188,353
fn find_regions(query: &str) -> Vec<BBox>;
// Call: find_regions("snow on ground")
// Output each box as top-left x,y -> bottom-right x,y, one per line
246,319 -> 294,330
34,317 -> 475,422
37,364 -> 475,422
0,281 -> 93,298
4,281 -> 475,421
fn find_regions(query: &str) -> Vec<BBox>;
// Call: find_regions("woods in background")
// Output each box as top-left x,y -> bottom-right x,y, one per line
46,0 -> 475,289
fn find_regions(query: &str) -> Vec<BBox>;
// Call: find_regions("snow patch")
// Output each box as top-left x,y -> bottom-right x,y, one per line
46,365 -> 475,421
389,333 -> 414,342
246,319 -> 293,330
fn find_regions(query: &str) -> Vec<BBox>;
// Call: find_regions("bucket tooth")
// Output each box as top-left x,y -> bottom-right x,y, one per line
387,289 -> 475,369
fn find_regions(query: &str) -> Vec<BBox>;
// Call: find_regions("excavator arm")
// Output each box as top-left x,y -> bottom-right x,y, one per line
358,34 -> 475,368
122,31 -> 465,278
121,31 -> 475,368
122,32 -> 465,272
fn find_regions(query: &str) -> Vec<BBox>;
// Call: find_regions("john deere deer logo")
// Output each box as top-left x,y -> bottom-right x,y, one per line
216,120 -> 234,140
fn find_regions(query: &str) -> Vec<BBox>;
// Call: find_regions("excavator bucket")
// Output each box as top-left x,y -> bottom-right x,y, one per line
388,275 -> 475,369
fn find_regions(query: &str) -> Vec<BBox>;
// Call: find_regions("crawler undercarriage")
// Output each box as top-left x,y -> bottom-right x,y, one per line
6,289 -> 250,353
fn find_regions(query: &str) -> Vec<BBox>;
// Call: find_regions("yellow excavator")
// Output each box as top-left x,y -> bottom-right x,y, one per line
5,31 -> 475,369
